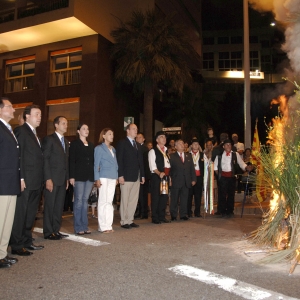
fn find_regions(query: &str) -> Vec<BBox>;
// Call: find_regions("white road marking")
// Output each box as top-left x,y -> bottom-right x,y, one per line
168,265 -> 299,300
33,227 -> 110,247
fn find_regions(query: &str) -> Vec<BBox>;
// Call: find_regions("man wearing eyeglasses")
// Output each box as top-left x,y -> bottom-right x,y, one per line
0,97 -> 20,268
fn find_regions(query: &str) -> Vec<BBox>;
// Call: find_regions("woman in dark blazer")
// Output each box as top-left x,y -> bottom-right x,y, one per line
69,124 -> 94,235
94,128 -> 118,233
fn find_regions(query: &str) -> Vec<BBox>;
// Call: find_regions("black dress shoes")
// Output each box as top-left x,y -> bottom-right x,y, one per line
4,256 -> 18,264
121,224 -> 131,229
0,259 -> 11,268
56,232 -> 69,238
129,223 -> 139,228
160,218 -> 171,223
26,244 -> 44,250
180,216 -> 189,221
171,217 -> 177,221
152,220 -> 161,224
44,233 -> 61,240
11,248 -> 33,256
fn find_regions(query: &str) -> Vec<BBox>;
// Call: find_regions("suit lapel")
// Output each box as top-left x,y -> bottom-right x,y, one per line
23,123 -> 41,148
0,121 -> 18,144
101,143 -> 114,162
53,132 -> 65,153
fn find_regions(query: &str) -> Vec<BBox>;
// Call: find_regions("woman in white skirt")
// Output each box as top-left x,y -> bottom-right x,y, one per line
94,128 -> 118,233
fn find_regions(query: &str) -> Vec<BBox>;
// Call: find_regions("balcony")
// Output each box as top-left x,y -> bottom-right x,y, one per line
5,75 -> 34,93
50,68 -> 81,87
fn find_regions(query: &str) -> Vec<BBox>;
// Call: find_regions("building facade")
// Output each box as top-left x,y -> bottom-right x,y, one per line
0,0 -> 202,144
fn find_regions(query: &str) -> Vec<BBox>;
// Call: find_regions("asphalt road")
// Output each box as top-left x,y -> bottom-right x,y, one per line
1,208 -> 299,300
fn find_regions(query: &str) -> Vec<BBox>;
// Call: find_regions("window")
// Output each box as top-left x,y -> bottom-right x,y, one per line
231,36 -> 242,44
218,51 -> 242,71
203,52 -> 214,71
50,47 -> 82,87
261,55 -> 272,72
249,36 -> 258,43
261,40 -> 270,48
5,56 -> 35,93
203,37 -> 214,45
47,99 -> 80,136
250,51 -> 259,71
217,37 -> 229,44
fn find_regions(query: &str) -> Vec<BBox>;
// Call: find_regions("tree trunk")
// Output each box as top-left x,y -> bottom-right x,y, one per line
143,77 -> 154,144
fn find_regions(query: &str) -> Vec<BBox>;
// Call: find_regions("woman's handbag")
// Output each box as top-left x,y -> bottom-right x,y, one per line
88,186 -> 98,204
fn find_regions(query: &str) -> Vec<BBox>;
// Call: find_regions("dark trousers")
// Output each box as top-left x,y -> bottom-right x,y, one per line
138,180 -> 149,218
170,185 -> 189,218
219,176 -> 236,215
43,185 -> 66,237
187,176 -> 203,217
150,174 -> 168,221
10,187 -> 42,250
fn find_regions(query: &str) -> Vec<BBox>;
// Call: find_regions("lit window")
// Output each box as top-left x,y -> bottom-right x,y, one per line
5,56 -> 35,93
50,47 -> 82,87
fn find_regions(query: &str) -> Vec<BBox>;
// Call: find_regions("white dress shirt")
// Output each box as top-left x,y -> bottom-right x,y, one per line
148,145 -> 170,172
214,151 -> 247,172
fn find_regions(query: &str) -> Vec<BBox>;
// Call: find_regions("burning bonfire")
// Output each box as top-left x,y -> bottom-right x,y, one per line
249,85 -> 300,274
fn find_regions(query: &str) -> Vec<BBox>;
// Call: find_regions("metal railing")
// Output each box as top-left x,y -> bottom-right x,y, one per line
5,75 -> 34,93
50,68 -> 81,87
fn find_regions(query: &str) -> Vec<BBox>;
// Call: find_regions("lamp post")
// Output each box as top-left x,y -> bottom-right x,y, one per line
243,0 -> 251,148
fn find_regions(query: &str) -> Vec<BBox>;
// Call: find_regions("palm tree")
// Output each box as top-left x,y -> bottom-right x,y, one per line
111,9 -> 192,142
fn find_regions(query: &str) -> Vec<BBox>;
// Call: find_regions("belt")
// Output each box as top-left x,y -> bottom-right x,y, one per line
221,171 -> 233,177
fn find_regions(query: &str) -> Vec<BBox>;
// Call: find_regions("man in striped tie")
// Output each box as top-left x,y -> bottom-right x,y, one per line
42,116 -> 69,240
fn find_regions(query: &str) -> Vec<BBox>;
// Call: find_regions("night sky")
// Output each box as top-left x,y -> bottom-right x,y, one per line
202,0 -> 274,31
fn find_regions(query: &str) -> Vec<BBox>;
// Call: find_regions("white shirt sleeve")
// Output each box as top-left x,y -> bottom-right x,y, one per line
148,149 -> 157,172
237,153 -> 247,171
214,156 -> 218,170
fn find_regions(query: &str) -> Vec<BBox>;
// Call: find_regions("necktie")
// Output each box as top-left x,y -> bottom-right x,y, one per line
61,136 -> 65,152
180,152 -> 184,163
226,151 -> 231,156
33,128 -> 41,147
7,124 -> 17,142
132,140 -> 138,150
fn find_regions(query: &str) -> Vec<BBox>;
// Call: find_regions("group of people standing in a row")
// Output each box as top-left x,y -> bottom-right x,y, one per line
0,96 -> 252,270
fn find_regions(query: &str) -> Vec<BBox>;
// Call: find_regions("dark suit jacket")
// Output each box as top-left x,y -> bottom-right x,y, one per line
139,143 -> 151,180
14,123 -> 43,190
42,132 -> 69,186
0,120 -> 20,195
169,152 -> 196,188
116,137 -> 145,182
69,138 -> 94,182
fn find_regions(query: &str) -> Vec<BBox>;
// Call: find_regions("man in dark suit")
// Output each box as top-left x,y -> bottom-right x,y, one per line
116,124 -> 145,229
188,138 -> 204,218
0,97 -> 20,268
42,116 -> 69,240
10,105 -> 44,256
169,139 -> 196,221
136,132 -> 151,219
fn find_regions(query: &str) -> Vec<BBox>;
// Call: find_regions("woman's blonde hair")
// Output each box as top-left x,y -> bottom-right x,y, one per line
98,128 -> 113,144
